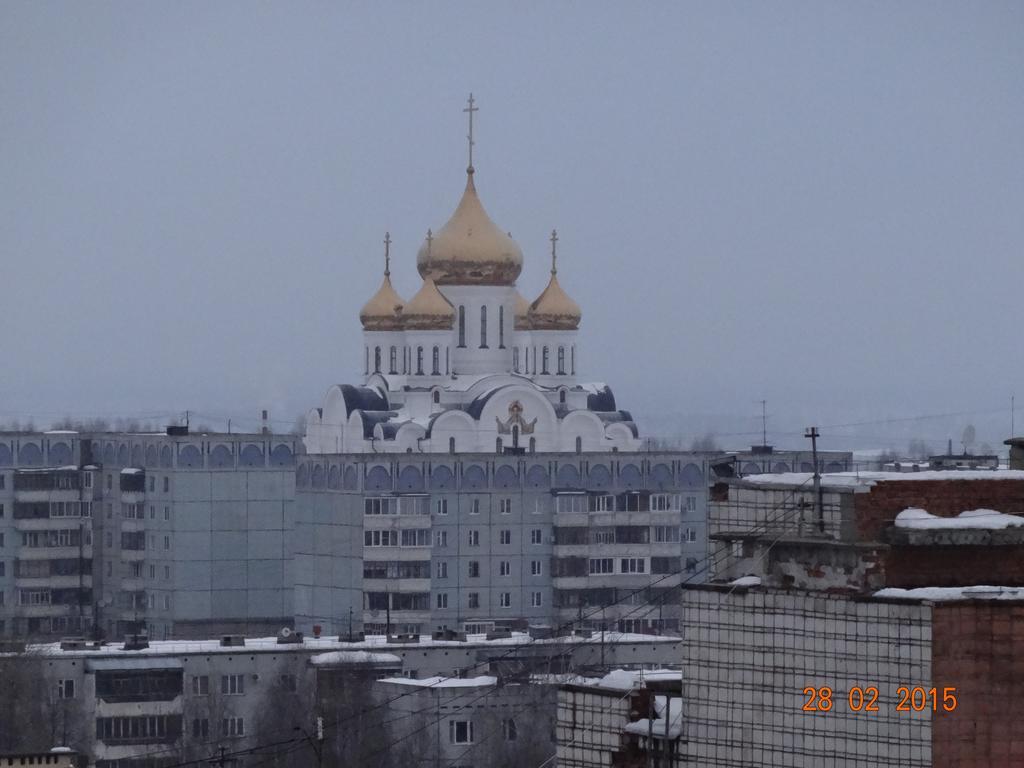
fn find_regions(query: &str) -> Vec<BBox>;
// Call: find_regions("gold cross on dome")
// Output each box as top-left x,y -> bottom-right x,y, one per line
463,93 -> 478,172
550,229 -> 559,274
426,228 -> 433,256
383,232 -> 391,275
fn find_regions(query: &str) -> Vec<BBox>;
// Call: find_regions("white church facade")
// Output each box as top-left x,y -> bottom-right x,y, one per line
304,120 -> 642,455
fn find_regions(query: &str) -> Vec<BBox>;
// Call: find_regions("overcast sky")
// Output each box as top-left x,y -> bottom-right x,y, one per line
1,2 -> 1021,452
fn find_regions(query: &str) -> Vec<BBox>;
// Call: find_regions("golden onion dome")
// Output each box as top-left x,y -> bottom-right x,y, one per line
402,277 -> 455,331
416,171 -> 524,286
359,270 -> 405,332
528,230 -> 581,331
513,289 -> 532,331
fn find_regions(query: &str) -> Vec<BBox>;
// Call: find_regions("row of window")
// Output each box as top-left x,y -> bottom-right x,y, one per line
106,502 -> 172,521
441,558 -> 545,579
366,344 -> 450,376
19,529 -> 91,548
588,557 -> 648,575
105,473 -> 171,493
191,716 -> 245,738
439,591 -> 538,609
95,715 -> 181,743
448,718 -> 517,745
511,344 -> 576,376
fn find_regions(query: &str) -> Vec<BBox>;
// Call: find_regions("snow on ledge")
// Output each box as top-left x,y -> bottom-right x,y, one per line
378,675 -> 497,688
742,469 -> 1024,489
895,508 -> 1024,530
874,586 -> 1024,602
729,576 -> 762,587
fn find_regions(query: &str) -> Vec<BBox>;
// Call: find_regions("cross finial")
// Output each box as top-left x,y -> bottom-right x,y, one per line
463,93 -> 478,174
383,231 -> 392,276
426,228 -> 433,256
550,229 -> 559,274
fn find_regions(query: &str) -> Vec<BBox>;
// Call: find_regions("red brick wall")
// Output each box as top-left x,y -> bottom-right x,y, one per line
932,603 -> 1024,768
854,480 -> 1024,541
884,546 -> 1024,587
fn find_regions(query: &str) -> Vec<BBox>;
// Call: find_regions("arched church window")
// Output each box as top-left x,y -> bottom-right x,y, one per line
512,425 -> 520,450
416,347 -> 424,375
529,437 -> 536,454
512,347 -> 520,373
575,436 -> 582,454
445,347 -> 450,375
480,306 -> 488,348
498,306 -> 505,348
389,346 -> 398,375
374,346 -> 381,374
496,437 -> 503,453
559,390 -> 566,404
571,345 -> 576,375
433,390 -> 440,404
458,306 -> 466,347
557,346 -> 566,375
364,347 -> 369,375
542,347 -> 550,374
449,437 -> 456,454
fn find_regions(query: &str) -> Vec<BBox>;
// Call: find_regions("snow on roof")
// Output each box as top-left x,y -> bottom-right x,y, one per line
578,382 -> 609,394
742,469 -> 1024,490
895,508 -> 1024,530
874,586 -> 1024,602
120,468 -> 143,474
623,695 -> 683,739
309,651 -> 402,667
378,675 -> 497,688
561,668 -> 681,692
44,430 -> 78,435
729,576 -> 762,587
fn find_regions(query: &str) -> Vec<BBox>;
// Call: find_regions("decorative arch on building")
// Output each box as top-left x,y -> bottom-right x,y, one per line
117,444 -> 129,465
555,464 -> 581,488
494,465 -> 519,490
680,463 -> 704,488
18,442 -> 43,466
210,445 -> 233,469
269,444 -> 294,467
178,445 -> 203,469
328,464 -> 342,489
825,461 -> 845,473
587,464 -> 612,489
365,465 -> 392,491
740,462 -> 762,475
343,466 -> 359,490
49,442 -> 72,465
430,465 -> 455,490
104,443 -> 116,464
619,463 -> 642,489
800,462 -> 815,472
462,464 -> 488,490
398,465 -> 425,492
131,445 -> 144,467
0,444 -> 11,466
160,445 -> 173,468
145,445 -> 159,467
526,464 -> 550,488
311,465 -> 325,488
296,463 -> 310,487
240,445 -> 264,467
772,462 -> 791,474
651,463 -> 673,490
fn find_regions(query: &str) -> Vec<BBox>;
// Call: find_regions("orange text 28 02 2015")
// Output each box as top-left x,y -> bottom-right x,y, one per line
801,686 -> 958,713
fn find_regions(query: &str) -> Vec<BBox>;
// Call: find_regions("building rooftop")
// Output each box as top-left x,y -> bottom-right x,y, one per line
736,469 -> 1024,491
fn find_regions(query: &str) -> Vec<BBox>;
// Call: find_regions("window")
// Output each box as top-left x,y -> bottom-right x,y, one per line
468,592 -> 480,609
471,499 -> 480,515
651,493 -> 680,511
686,558 -> 698,574
589,558 -> 614,575
502,718 -> 518,741
499,529 -> 511,545
436,593 -> 449,609
458,306 -> 466,347
163,477 -> 170,493
221,674 -> 244,695
416,346 -> 424,375
654,526 -> 680,543
530,592 -> 542,608
164,565 -> 171,580
556,495 -> 586,514
512,347 -> 520,372
558,346 -> 565,374
432,346 -> 440,375
192,675 -> 209,695
192,718 -> 209,739
164,506 -> 170,521
499,560 -> 511,576
374,346 -> 382,373
529,437 -> 536,453
436,561 -> 448,579
575,436 -> 582,454
163,535 -> 170,550
148,476 -> 155,492
685,527 -> 698,543
480,305 -> 488,348
449,720 -> 474,744
621,558 -> 646,574
500,498 -> 512,515
435,530 -> 448,547
530,528 -> 543,544
56,679 -> 75,699
559,389 -> 566,404
531,559 -> 542,576
149,564 -> 156,579
686,496 -> 697,512
163,595 -> 171,610
365,530 -> 399,547
571,345 -> 576,374
468,530 -> 480,547
223,717 -> 245,737
106,475 -> 112,490
400,529 -> 431,547
468,561 -> 480,578
542,346 -> 550,374
449,437 -> 456,454
433,389 -> 441,404
499,592 -> 512,608
364,497 -> 398,515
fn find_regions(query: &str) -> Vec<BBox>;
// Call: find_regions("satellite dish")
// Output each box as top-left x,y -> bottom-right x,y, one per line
279,627 -> 292,639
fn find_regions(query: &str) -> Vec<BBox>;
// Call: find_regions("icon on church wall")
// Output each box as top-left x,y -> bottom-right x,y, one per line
496,400 -> 537,435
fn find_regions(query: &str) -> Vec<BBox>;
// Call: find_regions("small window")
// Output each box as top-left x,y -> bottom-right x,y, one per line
193,718 -> 210,739
436,561 -> 448,579
499,560 -> 511,577
542,346 -> 550,374
500,499 -> 512,515
530,529 -> 542,544
449,720 -> 474,744
390,346 -> 398,374
374,346 -> 382,373
192,675 -> 209,695
498,306 -> 505,348
558,346 -> 566,374
433,390 -> 441,404
449,437 -> 456,454
436,593 -> 448,609
56,679 -> 75,699
468,530 -> 480,547
575,437 -> 582,454
458,305 -> 466,347
499,592 -> 512,608
163,477 -> 170,493
530,592 -> 542,608
221,674 -> 245,695
480,306 -> 488,348
499,529 -> 511,545
436,499 -> 448,515
223,717 -> 245,737
531,559 -> 542,576
416,347 -> 424,375
468,592 -> 480,609
468,561 -> 480,578
432,346 -> 440,375
503,718 -> 518,741
471,499 -> 480,515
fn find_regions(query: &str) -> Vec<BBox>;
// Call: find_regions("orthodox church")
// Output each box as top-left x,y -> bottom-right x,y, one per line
304,100 -> 641,454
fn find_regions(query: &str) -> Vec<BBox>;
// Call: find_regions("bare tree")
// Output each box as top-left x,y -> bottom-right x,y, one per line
690,433 -> 722,452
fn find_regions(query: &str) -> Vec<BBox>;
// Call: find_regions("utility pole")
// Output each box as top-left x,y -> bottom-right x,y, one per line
647,684 -> 655,768
805,427 -> 824,533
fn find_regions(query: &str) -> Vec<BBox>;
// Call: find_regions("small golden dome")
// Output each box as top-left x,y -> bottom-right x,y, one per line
529,229 -> 581,331
416,171 -> 524,286
359,273 -> 405,332
403,277 -> 455,331
513,289 -> 532,331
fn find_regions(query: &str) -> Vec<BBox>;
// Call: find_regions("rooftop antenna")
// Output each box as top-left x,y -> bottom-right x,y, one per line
463,92 -> 478,174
